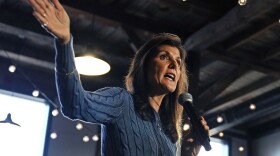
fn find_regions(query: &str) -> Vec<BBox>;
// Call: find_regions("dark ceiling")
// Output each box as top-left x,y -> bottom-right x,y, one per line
1,0 -> 280,151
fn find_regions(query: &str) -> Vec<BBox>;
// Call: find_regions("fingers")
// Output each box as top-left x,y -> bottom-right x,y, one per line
28,0 -> 56,28
51,0 -> 63,10
33,11 -> 48,28
200,116 -> 210,136
28,0 -> 47,17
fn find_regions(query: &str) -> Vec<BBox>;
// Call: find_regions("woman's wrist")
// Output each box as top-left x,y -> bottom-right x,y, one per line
60,33 -> 71,44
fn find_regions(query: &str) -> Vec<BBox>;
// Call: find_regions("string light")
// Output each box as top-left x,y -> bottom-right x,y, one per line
249,103 -> 256,110
92,135 -> 99,141
76,123 -> 83,130
217,115 -> 224,123
219,132 -> 224,137
83,136 -> 90,142
8,65 -> 16,73
32,90 -> 39,97
183,123 -> 190,131
239,146 -> 245,152
50,132 -> 57,139
238,0 -> 247,6
52,109 -> 59,116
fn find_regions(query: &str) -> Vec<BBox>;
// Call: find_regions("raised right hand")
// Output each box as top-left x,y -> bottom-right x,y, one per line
27,0 -> 71,43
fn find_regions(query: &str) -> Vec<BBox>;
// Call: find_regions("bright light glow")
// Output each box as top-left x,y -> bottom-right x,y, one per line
92,135 -> 99,141
219,132 -> 224,137
32,90 -> 40,97
50,132 -> 57,139
198,139 -> 229,156
217,116 -> 224,123
83,136 -> 90,142
183,123 -> 190,131
249,103 -> 256,110
75,56 -> 110,76
52,109 -> 59,116
8,65 -> 16,73
238,0 -> 247,6
239,146 -> 245,152
76,123 -> 83,130
0,90 -> 49,156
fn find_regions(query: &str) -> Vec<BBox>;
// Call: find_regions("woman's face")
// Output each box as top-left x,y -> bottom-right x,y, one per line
146,44 -> 182,95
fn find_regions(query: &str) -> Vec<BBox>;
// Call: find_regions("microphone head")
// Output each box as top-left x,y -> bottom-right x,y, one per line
178,92 -> 193,104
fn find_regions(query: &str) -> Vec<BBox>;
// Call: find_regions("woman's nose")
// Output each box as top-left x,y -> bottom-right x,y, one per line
168,60 -> 178,69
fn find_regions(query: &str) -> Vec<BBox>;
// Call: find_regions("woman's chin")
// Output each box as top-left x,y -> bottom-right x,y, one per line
164,86 -> 176,93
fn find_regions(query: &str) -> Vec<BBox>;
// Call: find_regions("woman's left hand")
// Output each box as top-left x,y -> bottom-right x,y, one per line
181,116 -> 210,156
199,116 -> 210,136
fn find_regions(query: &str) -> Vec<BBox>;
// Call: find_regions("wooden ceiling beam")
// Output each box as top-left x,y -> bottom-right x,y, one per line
0,50 -> 54,70
197,66 -> 248,111
120,26 -> 143,52
0,22 -> 130,65
205,76 -> 278,115
160,0 -> 219,17
60,0 -> 182,34
226,21 -> 278,51
0,22 -> 53,49
0,1 -> 128,47
206,50 -> 280,78
262,46 -> 280,62
183,0 -> 280,51
208,88 -> 280,135
203,44 -> 280,114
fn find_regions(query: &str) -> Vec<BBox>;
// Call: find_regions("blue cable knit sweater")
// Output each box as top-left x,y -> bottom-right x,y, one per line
54,37 -> 180,156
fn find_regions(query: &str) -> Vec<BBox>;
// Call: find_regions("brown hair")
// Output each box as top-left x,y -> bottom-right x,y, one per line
125,33 -> 188,143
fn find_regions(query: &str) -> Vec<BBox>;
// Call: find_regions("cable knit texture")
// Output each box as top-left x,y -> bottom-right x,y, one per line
54,37 -> 178,156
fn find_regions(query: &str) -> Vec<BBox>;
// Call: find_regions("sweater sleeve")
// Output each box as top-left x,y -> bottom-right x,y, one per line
54,36 -> 126,124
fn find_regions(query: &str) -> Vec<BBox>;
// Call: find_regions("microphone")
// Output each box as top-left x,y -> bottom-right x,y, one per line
178,92 -> 212,151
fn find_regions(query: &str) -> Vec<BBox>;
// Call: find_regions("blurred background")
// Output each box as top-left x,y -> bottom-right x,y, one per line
0,0 -> 280,156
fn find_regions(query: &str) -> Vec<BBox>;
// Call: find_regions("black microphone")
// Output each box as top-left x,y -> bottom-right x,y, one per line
178,92 -> 212,151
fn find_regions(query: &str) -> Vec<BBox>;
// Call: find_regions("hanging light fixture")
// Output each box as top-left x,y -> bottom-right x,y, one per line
0,113 -> 20,127
74,55 -> 110,76
238,0 -> 247,6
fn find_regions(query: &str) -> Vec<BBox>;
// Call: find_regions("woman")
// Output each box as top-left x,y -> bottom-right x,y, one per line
27,0 -> 209,155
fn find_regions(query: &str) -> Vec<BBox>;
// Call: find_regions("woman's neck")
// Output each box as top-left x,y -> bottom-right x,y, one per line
148,94 -> 165,112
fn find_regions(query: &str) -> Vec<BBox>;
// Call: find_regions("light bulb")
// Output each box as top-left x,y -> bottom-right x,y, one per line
50,132 -> 57,139
8,65 -> 16,73
217,116 -> 223,123
249,104 -> 256,110
238,0 -> 247,6
239,146 -> 245,152
219,132 -> 224,137
76,123 -> 83,130
92,135 -> 99,141
83,136 -> 89,142
183,123 -> 190,131
32,90 -> 39,97
52,109 -> 59,116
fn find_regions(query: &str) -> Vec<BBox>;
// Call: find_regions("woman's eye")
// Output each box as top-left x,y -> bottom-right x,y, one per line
160,54 -> 169,60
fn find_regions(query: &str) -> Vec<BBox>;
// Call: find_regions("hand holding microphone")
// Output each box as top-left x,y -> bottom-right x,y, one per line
179,92 -> 212,151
